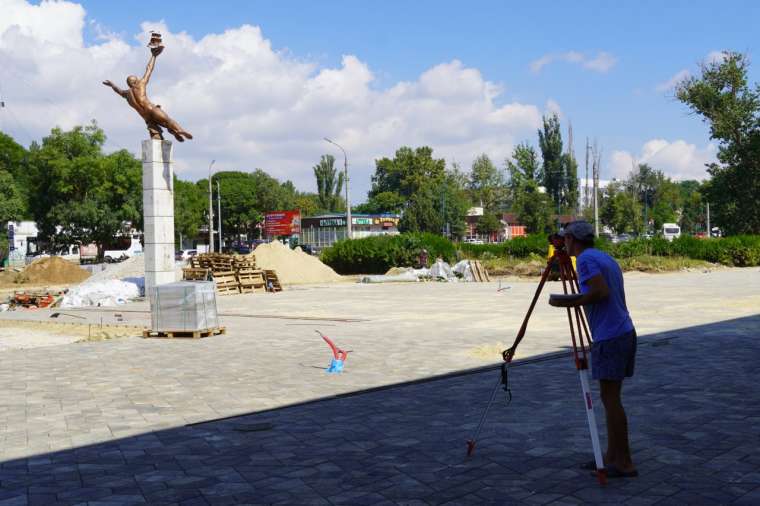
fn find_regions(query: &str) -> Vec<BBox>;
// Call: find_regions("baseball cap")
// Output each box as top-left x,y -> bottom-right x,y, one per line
559,221 -> 594,241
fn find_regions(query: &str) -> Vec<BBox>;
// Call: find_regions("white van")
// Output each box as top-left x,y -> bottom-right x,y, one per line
662,223 -> 681,241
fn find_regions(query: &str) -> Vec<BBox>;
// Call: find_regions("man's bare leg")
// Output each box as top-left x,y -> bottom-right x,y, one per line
600,379 -> 635,472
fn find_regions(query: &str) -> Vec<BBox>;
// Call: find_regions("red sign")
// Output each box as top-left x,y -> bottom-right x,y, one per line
264,210 -> 301,236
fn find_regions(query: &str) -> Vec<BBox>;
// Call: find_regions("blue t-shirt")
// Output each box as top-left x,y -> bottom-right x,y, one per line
576,248 -> 634,342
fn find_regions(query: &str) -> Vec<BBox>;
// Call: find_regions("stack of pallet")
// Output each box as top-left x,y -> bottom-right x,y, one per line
184,253 -> 277,294
468,260 -> 491,282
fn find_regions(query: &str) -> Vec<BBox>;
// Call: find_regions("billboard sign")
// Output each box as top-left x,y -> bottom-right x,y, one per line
265,210 -> 301,236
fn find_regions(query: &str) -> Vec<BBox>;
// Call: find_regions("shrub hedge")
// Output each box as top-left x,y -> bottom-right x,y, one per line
321,233 -> 760,274
320,232 -> 457,274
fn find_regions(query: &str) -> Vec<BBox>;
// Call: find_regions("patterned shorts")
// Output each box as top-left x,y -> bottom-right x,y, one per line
591,329 -> 637,381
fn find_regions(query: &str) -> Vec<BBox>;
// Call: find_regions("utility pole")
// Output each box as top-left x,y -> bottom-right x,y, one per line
217,180 -> 222,252
706,202 -> 711,238
593,144 -> 600,237
324,138 -> 352,239
208,160 -> 215,253
584,138 -> 590,211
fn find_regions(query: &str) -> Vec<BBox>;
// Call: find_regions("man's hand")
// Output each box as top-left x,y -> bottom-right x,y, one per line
548,274 -> 610,308
102,80 -> 114,87
151,45 -> 164,57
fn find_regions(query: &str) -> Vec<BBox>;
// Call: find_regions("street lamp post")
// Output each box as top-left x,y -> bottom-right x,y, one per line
217,180 -> 222,252
324,137 -> 352,240
208,160 -> 215,253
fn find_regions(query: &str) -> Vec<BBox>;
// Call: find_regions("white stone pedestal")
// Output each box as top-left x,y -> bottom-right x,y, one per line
142,139 -> 176,294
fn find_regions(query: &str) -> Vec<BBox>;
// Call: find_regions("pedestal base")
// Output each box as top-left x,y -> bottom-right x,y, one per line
142,139 -> 176,295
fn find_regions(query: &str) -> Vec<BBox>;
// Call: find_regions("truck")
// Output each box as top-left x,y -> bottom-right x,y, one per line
78,243 -> 98,264
104,235 -> 143,263
662,223 -> 681,242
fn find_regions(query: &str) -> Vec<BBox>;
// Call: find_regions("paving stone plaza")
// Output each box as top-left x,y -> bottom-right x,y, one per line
0,269 -> 759,504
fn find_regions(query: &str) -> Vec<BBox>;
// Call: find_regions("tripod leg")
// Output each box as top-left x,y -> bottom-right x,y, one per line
466,373 -> 503,456
578,367 -> 607,485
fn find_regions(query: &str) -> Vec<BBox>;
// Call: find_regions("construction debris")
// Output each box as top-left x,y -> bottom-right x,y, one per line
453,260 -> 491,282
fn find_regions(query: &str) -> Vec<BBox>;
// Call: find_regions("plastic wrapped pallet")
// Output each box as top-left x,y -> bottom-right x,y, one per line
149,281 -> 219,332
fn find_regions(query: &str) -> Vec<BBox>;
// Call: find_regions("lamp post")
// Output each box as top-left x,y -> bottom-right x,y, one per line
324,137 -> 351,240
217,180 -> 222,252
208,160 -> 215,253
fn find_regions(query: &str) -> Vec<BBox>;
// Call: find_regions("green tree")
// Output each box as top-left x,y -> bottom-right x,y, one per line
174,177 -> 207,246
354,191 -> 405,214
538,115 -> 579,212
507,143 -> 553,233
0,170 -> 26,224
676,51 -> 760,234
468,154 -> 506,212
600,181 -> 642,234
369,146 -> 467,236
476,213 -> 502,236
513,179 -> 552,234
26,123 -> 142,255
313,154 -> 344,211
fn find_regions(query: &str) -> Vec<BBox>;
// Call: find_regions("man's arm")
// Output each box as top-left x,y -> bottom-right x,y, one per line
549,274 -> 609,307
142,46 -> 163,83
102,80 -> 127,98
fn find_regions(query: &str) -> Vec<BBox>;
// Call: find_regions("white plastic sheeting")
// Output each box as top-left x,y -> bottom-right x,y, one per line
453,260 -> 475,282
429,259 -> 456,281
61,279 -> 142,308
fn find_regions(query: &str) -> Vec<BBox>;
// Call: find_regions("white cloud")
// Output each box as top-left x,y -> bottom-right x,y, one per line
705,50 -> 728,65
655,69 -> 690,93
530,51 -> 617,74
608,139 -> 717,181
0,0 -> 555,198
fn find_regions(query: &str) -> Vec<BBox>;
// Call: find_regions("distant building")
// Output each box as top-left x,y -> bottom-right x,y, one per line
300,213 -> 401,251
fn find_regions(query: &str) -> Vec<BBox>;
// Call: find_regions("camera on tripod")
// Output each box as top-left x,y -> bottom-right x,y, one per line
548,233 -> 565,251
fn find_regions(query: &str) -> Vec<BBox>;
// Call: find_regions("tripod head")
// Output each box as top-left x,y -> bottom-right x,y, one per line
548,233 -> 565,252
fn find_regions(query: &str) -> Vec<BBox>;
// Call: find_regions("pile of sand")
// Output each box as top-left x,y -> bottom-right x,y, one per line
0,257 -> 90,287
253,241 -> 342,284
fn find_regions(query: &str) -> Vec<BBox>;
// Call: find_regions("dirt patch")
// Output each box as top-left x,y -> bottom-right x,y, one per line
466,342 -> 508,360
253,241 -> 342,285
0,257 -> 90,287
0,319 -> 141,351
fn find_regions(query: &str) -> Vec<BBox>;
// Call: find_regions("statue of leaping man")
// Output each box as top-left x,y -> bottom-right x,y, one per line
103,32 -> 193,142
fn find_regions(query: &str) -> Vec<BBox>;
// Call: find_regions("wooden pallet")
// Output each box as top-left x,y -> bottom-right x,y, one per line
182,267 -> 211,281
238,269 -> 266,293
469,260 -> 490,282
213,271 -> 240,294
264,270 -> 282,292
142,326 -> 226,339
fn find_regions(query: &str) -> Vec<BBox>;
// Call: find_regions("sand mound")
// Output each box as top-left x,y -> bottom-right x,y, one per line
253,241 -> 342,284
1,256 -> 90,286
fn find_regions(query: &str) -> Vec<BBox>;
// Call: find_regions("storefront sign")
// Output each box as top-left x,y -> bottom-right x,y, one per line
373,217 -> 400,226
265,210 -> 301,236
319,218 -> 346,227
352,217 -> 372,225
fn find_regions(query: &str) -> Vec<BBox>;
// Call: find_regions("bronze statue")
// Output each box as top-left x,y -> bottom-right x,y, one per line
103,33 -> 193,142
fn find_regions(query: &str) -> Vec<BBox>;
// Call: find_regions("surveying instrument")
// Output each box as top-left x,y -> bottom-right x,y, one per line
466,233 -> 607,486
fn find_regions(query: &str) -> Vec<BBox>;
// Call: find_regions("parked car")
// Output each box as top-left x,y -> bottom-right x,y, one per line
299,244 -> 316,256
616,233 -> 633,243
234,245 -> 252,255
175,249 -> 198,261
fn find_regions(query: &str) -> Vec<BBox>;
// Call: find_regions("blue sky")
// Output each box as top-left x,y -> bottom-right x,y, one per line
77,0 -> 758,149
2,0 -> 759,197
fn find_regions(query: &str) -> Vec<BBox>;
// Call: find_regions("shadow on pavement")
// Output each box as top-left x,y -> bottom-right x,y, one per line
2,314 -> 759,505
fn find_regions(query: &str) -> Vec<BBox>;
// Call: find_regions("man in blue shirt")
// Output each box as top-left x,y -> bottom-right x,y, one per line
549,221 -> 638,478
